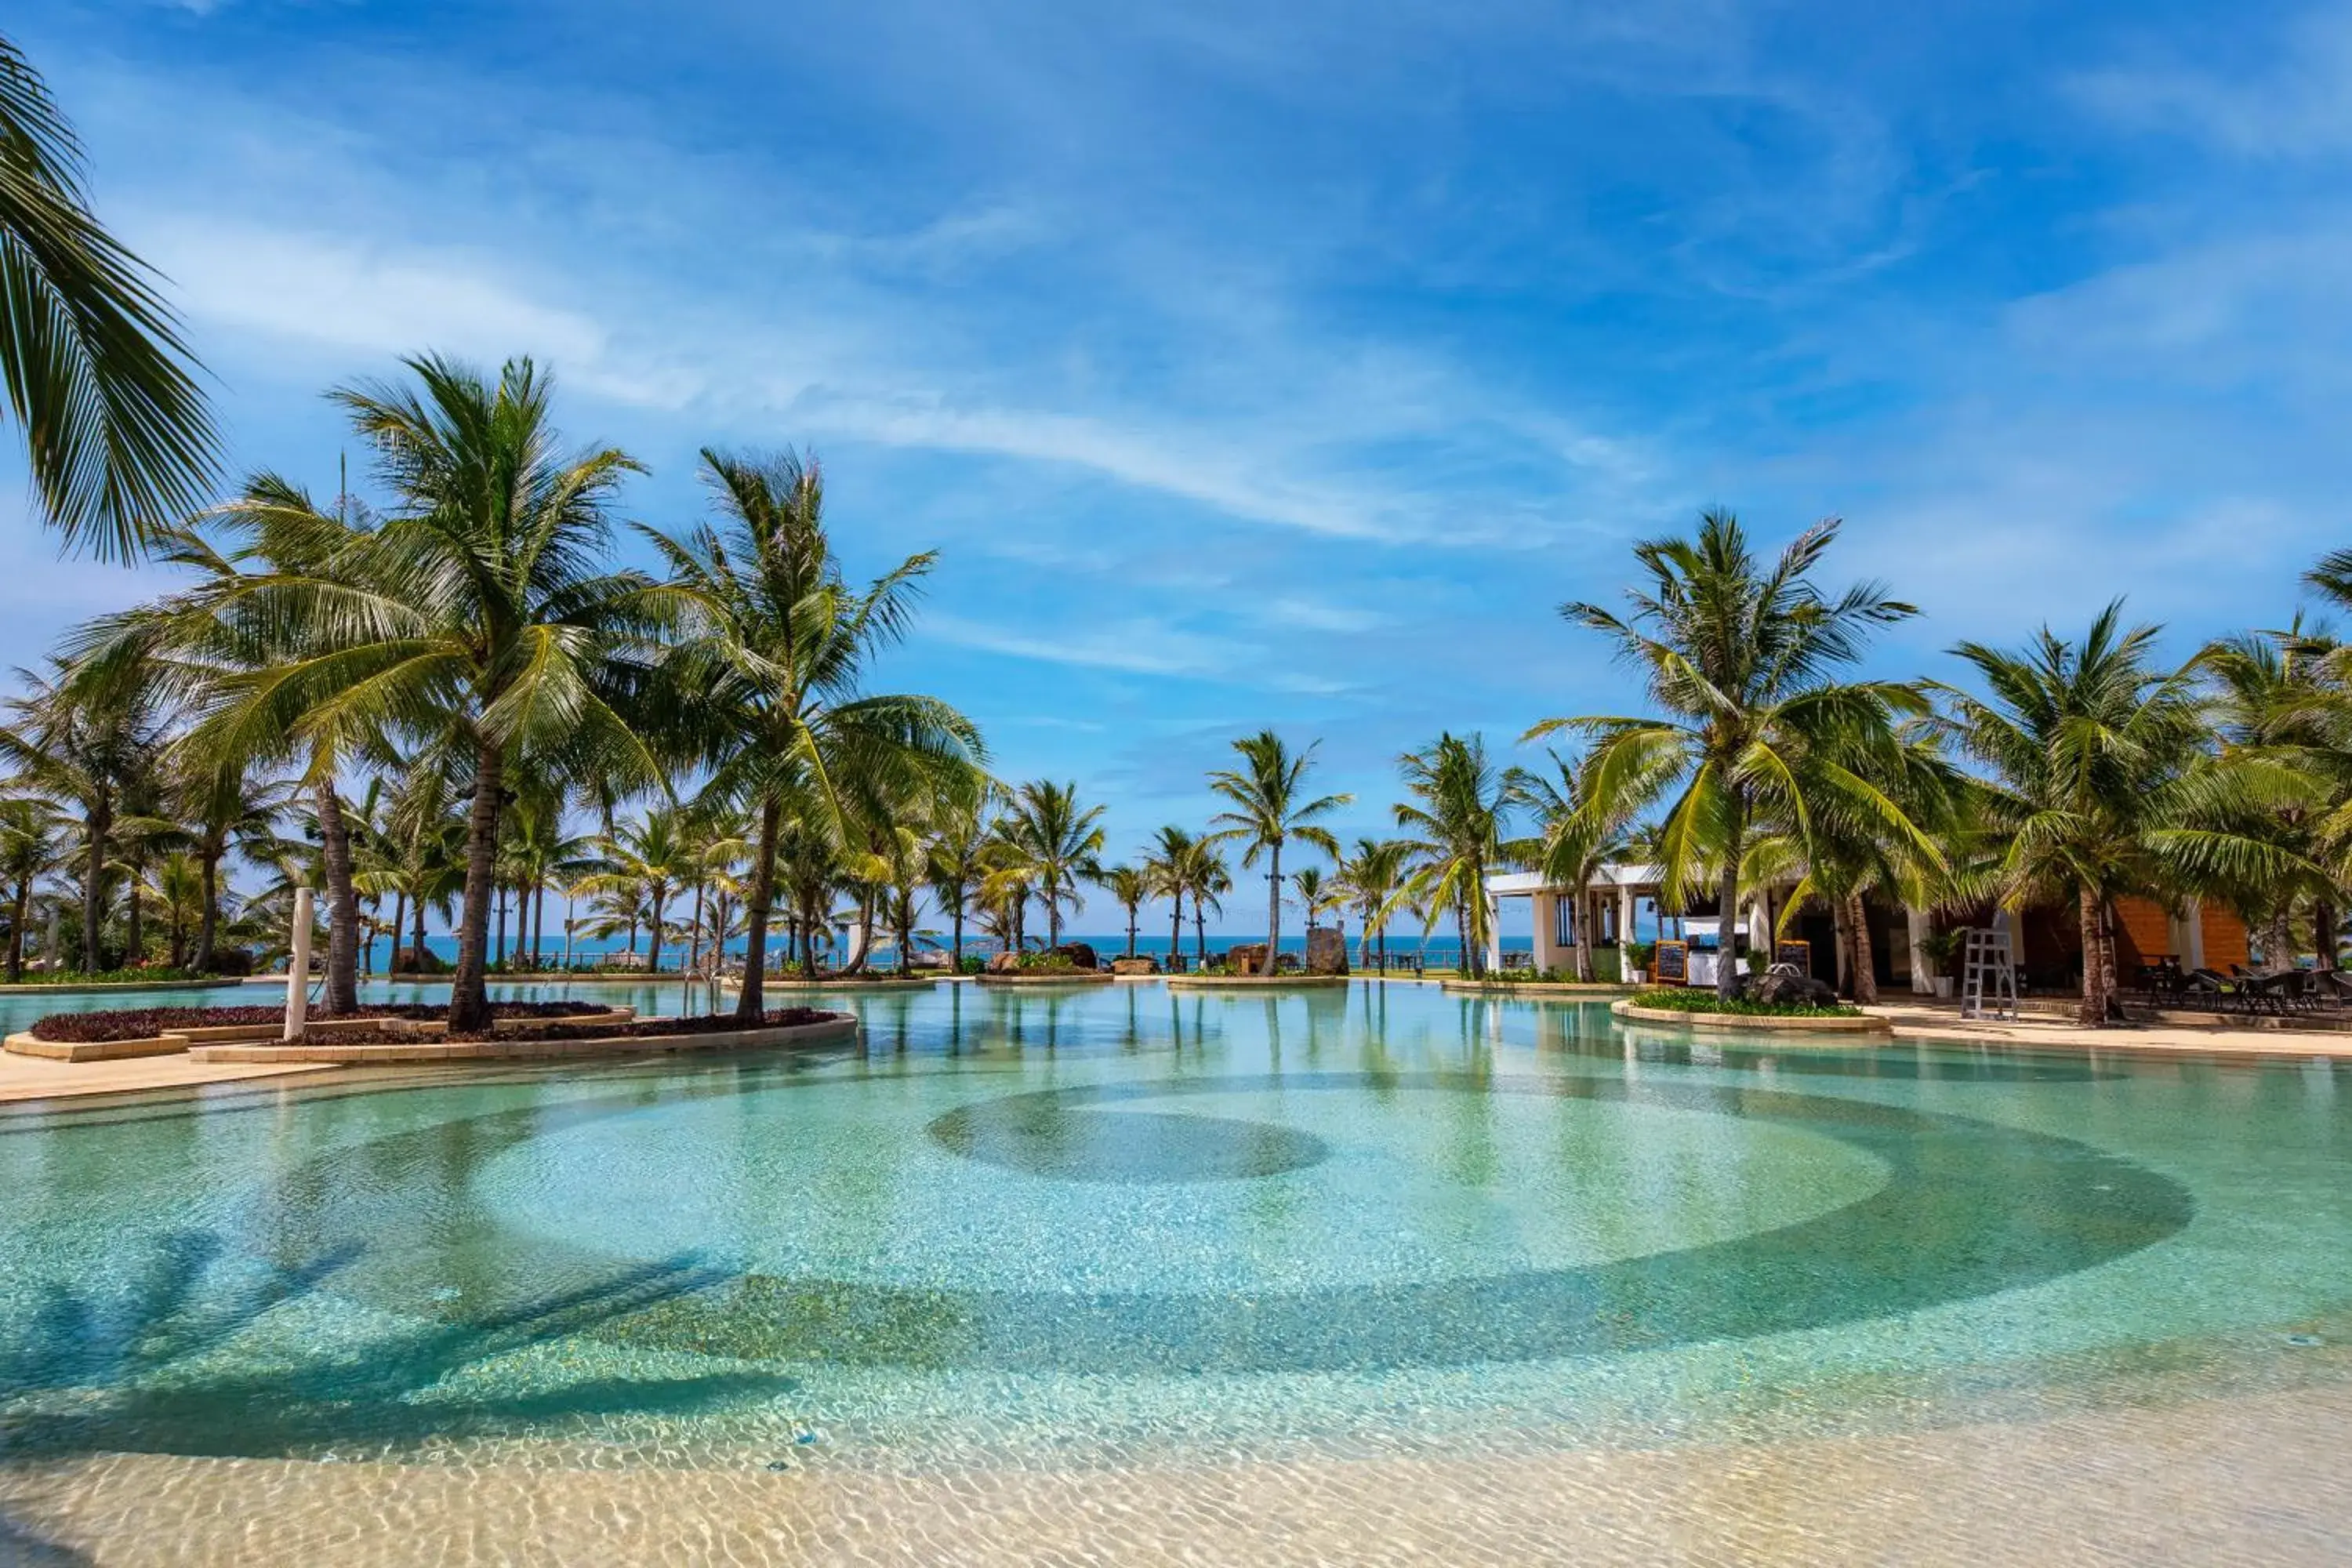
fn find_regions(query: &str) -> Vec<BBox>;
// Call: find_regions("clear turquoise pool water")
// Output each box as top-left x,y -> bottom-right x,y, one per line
0,980 -> 2346,1472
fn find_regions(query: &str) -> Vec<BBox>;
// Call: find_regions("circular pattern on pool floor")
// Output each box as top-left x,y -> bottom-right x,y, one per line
259,1068 -> 2193,1376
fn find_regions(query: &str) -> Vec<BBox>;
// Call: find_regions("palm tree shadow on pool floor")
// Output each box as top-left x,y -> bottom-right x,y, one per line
0,1231 -> 791,1461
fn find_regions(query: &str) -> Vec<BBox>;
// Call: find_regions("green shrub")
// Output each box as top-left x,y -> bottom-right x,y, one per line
1628,988 -> 1862,1019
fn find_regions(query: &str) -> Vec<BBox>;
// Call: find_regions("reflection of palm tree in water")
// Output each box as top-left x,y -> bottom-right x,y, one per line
0,1232 -> 787,1461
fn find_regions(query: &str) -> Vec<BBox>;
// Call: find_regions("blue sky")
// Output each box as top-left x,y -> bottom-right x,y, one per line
5,0 -> 2350,934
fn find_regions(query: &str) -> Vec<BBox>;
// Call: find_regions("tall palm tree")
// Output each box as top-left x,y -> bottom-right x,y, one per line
229,356 -> 669,1029
925,797 -> 991,971
0,795 -> 65,980
1001,779 -> 1105,949
1529,512 -> 1922,997
1179,835 -> 1232,968
1144,825 -> 1196,967
0,34 -> 216,561
1207,731 -> 1350,975
1093,863 -> 1149,957
1392,731 -> 1518,977
648,448 -> 982,1014
1334,837 -> 1409,971
1929,604 -> 2304,1025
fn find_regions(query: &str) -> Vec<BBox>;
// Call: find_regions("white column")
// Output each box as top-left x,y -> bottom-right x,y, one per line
1531,893 -> 1560,971
2183,896 -> 2206,970
1483,894 -> 1503,975
1749,892 -> 1771,967
1906,906 -> 1933,994
1617,883 -> 1636,950
283,887 -> 314,1040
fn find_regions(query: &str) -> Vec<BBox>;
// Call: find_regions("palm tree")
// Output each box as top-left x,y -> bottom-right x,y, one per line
1144,825 -> 1196,967
0,658 -> 163,973
1207,731 -> 1351,975
647,448 -> 982,1014
1529,513 -> 1922,998
1000,780 -> 1105,949
925,797 -> 991,972
1739,727 -> 1960,1002
0,34 -> 216,560
0,796 -> 65,980
1392,732 -> 1517,977
177,758 -> 292,974
1334,837 -> 1409,971
1179,836 -> 1232,968
2201,614 -> 2349,971
231,357 -> 669,1029
575,808 -> 697,975
1929,604 -> 2304,1025
1093,863 -> 1149,957
1512,750 -> 1656,982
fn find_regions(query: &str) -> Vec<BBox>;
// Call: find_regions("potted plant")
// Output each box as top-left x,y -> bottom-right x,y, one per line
1918,928 -> 1965,1000
1624,940 -> 1655,985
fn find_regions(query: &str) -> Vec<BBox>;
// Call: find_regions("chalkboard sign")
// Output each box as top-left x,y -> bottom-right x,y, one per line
1777,938 -> 1812,976
1653,939 -> 1690,984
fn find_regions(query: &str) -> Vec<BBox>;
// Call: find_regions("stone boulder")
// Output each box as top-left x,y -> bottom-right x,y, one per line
1110,956 -> 1158,976
1225,944 -> 1269,975
985,951 -> 1023,974
1748,963 -> 1838,1007
1305,925 -> 1349,976
1051,942 -> 1102,971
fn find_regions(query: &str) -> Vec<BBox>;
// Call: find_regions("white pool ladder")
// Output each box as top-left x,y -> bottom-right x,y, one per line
1960,927 -> 2019,1021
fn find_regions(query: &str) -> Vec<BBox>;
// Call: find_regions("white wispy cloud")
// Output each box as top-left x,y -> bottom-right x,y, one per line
2071,5 -> 2352,157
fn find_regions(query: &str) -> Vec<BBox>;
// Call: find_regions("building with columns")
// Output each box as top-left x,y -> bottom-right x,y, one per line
1482,862 -> 2254,994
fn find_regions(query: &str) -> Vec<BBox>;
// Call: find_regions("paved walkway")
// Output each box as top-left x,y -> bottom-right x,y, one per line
0,1050 -> 332,1106
1871,1000 -> 2348,1059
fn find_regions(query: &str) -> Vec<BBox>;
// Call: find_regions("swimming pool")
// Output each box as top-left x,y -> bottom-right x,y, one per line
0,979 -> 2344,1560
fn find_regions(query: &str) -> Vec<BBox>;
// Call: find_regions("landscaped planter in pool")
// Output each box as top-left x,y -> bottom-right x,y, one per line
1166,974 -> 1351,990
975,970 -> 1117,986
1439,981 -> 1642,996
1610,1000 -> 1892,1036
190,1010 -> 858,1065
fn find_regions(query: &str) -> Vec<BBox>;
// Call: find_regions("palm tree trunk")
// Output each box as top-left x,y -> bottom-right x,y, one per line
2317,896 -> 2338,973
495,884 -> 508,971
1195,905 -> 1207,967
194,847 -> 220,973
8,882 -> 27,982
125,857 -> 143,969
534,880 -> 547,969
1832,897 -> 1852,996
1715,810 -> 1744,1000
688,881 -> 706,977
1127,906 -> 1138,957
738,798 -> 781,1018
449,742 -> 504,1032
1169,891 -> 1183,972
1574,889 -> 1595,983
1848,892 -> 1878,1005
2076,885 -> 2106,1028
314,779 -> 361,1016
1265,840 -> 1283,976
81,797 -> 109,974
412,892 -> 427,977
390,890 -> 407,977
647,887 -> 667,975
950,890 -> 966,971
